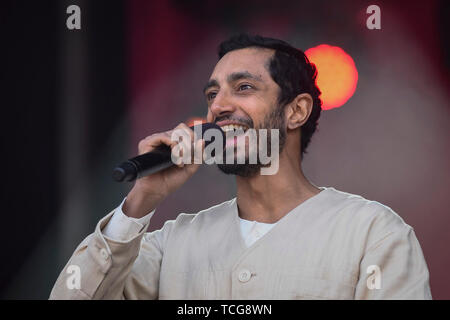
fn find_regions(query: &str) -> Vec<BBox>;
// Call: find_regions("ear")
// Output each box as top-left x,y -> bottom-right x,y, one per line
285,93 -> 313,130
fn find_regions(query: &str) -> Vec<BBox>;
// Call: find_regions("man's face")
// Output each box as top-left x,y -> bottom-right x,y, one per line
204,47 -> 286,176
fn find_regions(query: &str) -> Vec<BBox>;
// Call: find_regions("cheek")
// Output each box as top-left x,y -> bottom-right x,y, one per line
245,100 -> 274,127
206,109 -> 214,122
250,88 -> 279,114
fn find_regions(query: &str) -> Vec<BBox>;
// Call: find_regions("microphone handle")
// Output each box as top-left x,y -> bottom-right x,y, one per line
133,144 -> 174,177
112,144 -> 172,182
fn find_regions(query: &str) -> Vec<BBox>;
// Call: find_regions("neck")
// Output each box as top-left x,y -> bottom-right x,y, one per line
235,149 -> 320,224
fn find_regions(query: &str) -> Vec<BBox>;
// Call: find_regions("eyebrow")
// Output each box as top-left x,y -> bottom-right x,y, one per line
203,71 -> 263,95
203,79 -> 219,95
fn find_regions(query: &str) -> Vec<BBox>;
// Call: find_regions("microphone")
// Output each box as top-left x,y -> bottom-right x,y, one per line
112,122 -> 224,182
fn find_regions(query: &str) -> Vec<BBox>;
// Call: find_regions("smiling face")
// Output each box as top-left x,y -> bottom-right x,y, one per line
204,47 -> 287,176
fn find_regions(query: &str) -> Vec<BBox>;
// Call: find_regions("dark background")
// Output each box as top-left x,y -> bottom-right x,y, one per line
1,0 -> 449,299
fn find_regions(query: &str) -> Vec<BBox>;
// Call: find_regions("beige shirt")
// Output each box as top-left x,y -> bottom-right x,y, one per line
102,197 -> 277,247
49,187 -> 432,299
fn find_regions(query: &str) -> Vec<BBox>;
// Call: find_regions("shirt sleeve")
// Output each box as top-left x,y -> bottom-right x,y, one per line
354,225 -> 432,299
102,197 -> 155,242
49,202 -> 171,299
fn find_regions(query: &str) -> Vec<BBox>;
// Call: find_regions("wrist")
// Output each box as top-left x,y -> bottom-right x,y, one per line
123,187 -> 165,219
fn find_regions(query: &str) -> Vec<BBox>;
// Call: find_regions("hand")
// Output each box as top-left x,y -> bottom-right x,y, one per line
123,123 -> 204,218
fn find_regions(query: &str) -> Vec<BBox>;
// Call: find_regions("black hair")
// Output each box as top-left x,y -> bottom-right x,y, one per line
218,34 -> 322,158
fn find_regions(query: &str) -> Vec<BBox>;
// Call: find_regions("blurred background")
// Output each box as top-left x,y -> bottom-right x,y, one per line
1,0 -> 449,299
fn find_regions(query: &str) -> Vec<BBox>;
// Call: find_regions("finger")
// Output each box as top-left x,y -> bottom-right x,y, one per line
174,122 -> 195,142
138,133 -> 176,155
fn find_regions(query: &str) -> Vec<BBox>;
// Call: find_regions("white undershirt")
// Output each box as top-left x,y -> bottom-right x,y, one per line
238,217 -> 277,247
102,198 -> 277,247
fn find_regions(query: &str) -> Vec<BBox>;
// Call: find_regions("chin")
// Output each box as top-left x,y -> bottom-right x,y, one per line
217,163 -> 263,177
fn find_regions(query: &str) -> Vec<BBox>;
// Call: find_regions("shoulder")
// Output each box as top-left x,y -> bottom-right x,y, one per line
325,187 -> 408,224
319,187 -> 413,244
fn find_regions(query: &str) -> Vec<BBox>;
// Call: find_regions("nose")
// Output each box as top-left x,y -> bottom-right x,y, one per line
209,91 -> 236,119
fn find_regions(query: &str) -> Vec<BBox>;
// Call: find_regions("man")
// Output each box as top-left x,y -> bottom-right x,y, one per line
50,34 -> 431,299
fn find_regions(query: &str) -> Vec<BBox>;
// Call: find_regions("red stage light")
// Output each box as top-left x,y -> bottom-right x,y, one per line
186,117 -> 206,127
305,45 -> 358,110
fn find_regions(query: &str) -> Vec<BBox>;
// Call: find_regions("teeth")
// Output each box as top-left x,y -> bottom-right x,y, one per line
220,124 -> 247,132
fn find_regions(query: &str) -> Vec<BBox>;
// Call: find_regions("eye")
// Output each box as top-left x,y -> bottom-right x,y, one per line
238,84 -> 253,91
206,91 -> 217,101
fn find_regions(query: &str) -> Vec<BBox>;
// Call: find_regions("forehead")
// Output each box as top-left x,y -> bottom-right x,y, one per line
210,47 -> 275,81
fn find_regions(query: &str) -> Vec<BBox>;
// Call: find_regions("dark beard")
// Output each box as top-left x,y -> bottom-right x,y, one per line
217,104 -> 287,177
